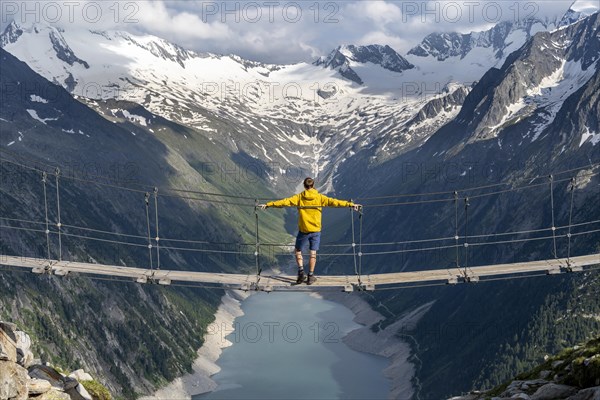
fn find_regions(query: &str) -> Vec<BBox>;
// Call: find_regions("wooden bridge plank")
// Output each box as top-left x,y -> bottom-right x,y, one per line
1,253 -> 598,291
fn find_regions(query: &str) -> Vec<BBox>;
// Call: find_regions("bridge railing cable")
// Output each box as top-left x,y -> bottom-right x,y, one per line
1,154 -> 599,279
1,218 -> 598,260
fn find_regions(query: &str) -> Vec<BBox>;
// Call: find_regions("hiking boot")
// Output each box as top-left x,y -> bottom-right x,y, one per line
307,274 -> 317,285
296,270 -> 305,284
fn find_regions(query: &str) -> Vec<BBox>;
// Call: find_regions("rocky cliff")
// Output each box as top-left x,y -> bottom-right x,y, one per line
450,336 -> 600,400
0,321 -> 111,400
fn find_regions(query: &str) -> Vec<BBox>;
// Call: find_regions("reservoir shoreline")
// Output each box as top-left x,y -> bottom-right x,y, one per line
143,289 -> 430,399
140,290 -> 250,400
320,292 -> 435,400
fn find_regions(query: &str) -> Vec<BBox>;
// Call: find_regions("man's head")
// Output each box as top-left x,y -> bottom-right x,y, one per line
303,177 -> 314,189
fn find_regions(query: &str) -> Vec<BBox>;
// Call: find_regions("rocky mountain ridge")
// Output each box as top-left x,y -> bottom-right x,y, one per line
314,44 -> 414,84
408,19 -> 555,62
0,48 -> 248,398
0,21 -> 474,192
2,7 -> 595,192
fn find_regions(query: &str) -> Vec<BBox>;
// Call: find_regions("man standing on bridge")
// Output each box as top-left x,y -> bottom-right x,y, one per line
259,178 -> 361,285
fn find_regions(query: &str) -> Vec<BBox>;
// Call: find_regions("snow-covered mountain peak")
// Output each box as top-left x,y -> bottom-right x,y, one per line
0,20 -> 23,47
462,13 -> 600,142
1,21 -> 474,192
558,1 -> 599,27
314,44 -> 414,84
408,17 -> 558,63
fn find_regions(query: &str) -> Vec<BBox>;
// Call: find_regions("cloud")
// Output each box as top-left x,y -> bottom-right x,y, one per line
346,1 -> 403,26
133,1 -> 231,41
0,0 -> 579,64
571,0 -> 600,13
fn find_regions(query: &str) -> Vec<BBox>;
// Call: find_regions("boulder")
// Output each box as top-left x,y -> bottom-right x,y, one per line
0,322 -> 17,334
63,376 -> 79,391
502,380 -> 525,396
66,383 -> 93,400
14,331 -> 31,353
524,379 -> 551,387
28,364 -> 66,390
69,369 -> 93,382
511,393 -> 531,399
27,378 -> 53,394
0,323 -> 17,363
36,388 -> 72,400
566,387 -> 600,400
15,347 -> 35,368
77,383 -> 94,400
538,370 -> 552,380
0,360 -> 29,400
531,383 -> 578,400
502,380 -> 548,397
14,331 -> 34,367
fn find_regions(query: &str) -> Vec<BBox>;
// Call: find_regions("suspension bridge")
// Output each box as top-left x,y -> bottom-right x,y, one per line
1,152 -> 599,292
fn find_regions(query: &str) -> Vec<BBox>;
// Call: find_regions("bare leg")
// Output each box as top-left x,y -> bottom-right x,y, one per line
309,250 -> 317,274
295,249 -> 303,269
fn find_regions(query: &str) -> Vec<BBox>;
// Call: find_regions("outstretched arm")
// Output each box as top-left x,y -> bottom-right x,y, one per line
321,195 -> 353,208
260,194 -> 301,209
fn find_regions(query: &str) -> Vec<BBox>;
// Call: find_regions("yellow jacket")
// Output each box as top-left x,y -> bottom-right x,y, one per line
266,188 -> 353,233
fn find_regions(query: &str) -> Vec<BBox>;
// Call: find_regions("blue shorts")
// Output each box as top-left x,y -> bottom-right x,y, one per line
295,231 -> 321,252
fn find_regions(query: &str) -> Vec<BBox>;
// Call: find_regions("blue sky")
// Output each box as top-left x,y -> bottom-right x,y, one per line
0,0 -> 590,63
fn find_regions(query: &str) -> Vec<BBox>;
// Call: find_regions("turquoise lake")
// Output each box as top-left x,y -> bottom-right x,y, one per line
197,292 -> 390,399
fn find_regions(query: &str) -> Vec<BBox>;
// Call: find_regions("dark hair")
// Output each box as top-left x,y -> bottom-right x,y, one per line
303,177 -> 314,189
